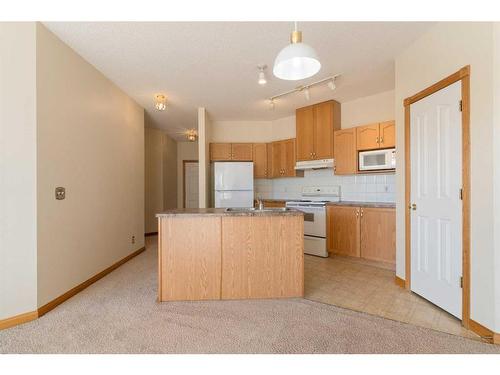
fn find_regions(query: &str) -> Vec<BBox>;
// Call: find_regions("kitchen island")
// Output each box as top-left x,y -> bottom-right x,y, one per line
156,208 -> 304,302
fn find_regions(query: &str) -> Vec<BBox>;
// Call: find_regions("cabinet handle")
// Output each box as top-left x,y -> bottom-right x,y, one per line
356,210 -> 359,217
380,137 -> 384,144
360,208 -> 363,217
376,137 -> 379,144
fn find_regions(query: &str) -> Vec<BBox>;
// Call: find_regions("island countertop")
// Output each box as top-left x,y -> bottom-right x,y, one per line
156,208 -> 304,217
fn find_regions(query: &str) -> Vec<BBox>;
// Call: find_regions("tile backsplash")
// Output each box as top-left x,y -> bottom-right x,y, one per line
255,168 -> 396,202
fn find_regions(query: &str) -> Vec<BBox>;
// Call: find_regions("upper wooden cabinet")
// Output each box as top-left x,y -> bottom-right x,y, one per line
271,138 -> 302,178
210,143 -> 253,161
379,121 -> 396,148
356,121 -> 395,150
333,129 -> 357,175
296,100 -> 341,161
253,143 -> 269,178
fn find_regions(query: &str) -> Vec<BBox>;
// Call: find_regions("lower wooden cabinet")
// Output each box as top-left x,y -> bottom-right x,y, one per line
327,206 -> 360,257
360,207 -> 396,263
327,205 -> 395,264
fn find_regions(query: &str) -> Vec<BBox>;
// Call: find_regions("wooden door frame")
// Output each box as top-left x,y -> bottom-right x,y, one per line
404,65 -> 470,328
182,160 -> 199,208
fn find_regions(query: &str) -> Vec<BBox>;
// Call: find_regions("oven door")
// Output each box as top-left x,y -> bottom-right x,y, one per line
292,205 -> 326,238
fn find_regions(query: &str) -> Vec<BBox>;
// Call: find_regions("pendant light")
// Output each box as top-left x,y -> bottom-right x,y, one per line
273,22 -> 321,81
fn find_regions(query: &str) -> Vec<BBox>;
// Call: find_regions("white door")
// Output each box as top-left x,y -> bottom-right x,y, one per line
184,162 -> 199,208
410,81 -> 462,318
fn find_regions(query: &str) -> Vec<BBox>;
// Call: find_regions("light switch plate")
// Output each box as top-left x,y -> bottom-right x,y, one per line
55,187 -> 65,200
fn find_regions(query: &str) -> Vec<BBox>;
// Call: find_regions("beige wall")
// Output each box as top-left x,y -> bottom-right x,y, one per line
493,23 -> 500,332
36,23 -> 145,307
0,22 -> 38,319
144,127 -> 178,233
177,141 -> 199,208
395,22 -> 496,330
341,90 -> 395,128
209,92 -> 394,145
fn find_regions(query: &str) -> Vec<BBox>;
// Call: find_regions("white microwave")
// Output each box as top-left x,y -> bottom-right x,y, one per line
358,148 -> 396,171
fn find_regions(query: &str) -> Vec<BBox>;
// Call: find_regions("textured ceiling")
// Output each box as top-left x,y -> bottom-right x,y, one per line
43,22 -> 434,139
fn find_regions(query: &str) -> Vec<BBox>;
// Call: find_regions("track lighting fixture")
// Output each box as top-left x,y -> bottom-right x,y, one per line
257,65 -> 267,85
327,78 -> 336,91
266,75 -> 340,108
304,87 -> 310,101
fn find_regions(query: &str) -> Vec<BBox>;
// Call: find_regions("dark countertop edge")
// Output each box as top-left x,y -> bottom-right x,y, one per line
326,201 -> 396,208
156,209 -> 304,217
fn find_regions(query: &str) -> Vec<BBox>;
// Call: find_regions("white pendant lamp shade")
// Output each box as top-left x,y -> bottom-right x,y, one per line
273,23 -> 321,81
273,43 -> 321,80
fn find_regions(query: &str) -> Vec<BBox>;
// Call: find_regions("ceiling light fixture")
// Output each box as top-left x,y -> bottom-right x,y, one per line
257,65 -> 267,85
267,74 -> 340,108
154,94 -> 167,111
273,22 -> 321,81
185,129 -> 198,142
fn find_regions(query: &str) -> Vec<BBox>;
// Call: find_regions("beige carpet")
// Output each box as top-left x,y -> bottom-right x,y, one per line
1,240 -> 498,354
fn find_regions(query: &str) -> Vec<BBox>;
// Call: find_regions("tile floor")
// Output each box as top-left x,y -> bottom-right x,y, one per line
304,254 -> 481,341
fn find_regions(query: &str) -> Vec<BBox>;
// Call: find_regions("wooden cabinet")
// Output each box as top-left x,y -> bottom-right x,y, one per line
296,100 -> 341,161
327,205 -> 396,265
296,106 -> 315,161
253,143 -> 269,178
210,143 -> 232,161
356,121 -> 395,150
263,200 -> 286,208
356,123 -> 380,151
379,121 -> 395,148
327,206 -> 360,257
210,143 -> 253,161
360,207 -> 396,264
271,138 -> 303,178
231,143 -> 253,161
333,129 -> 357,175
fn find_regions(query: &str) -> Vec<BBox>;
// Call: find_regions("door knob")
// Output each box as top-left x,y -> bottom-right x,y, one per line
408,203 -> 417,210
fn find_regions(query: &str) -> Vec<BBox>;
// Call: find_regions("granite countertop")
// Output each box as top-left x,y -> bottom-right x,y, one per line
327,201 -> 396,208
156,208 -> 304,217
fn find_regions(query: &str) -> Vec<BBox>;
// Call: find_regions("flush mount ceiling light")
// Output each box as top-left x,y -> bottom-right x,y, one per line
185,129 -> 198,142
257,65 -> 267,85
154,94 -> 167,111
273,22 -> 321,81
267,75 -> 339,108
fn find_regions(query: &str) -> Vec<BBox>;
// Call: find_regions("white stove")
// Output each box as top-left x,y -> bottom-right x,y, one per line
286,186 -> 340,258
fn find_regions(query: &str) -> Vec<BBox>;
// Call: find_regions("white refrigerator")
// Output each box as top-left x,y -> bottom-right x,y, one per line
213,162 -> 254,208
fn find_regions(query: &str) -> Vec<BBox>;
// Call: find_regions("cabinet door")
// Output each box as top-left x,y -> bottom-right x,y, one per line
328,206 -> 360,257
333,129 -> 357,175
360,207 -> 396,264
231,143 -> 253,161
263,200 -> 286,208
379,121 -> 395,148
210,143 -> 232,161
266,143 -> 273,178
356,123 -> 380,150
271,141 -> 283,178
253,143 -> 268,178
283,138 -> 296,177
296,106 -> 315,161
313,101 -> 339,159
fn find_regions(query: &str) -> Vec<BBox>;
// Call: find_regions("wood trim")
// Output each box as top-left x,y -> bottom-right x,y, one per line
404,65 -> 470,328
38,246 -> 146,317
182,160 -> 199,208
145,231 -> 158,237
469,319 -> 500,344
394,276 -> 405,288
0,310 -> 38,331
403,66 -> 470,106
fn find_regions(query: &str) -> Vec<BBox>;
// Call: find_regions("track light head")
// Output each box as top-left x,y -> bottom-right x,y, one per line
257,65 -> 267,85
327,78 -> 336,91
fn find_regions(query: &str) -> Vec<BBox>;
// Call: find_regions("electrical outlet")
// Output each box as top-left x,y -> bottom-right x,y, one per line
131,236 -> 135,244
